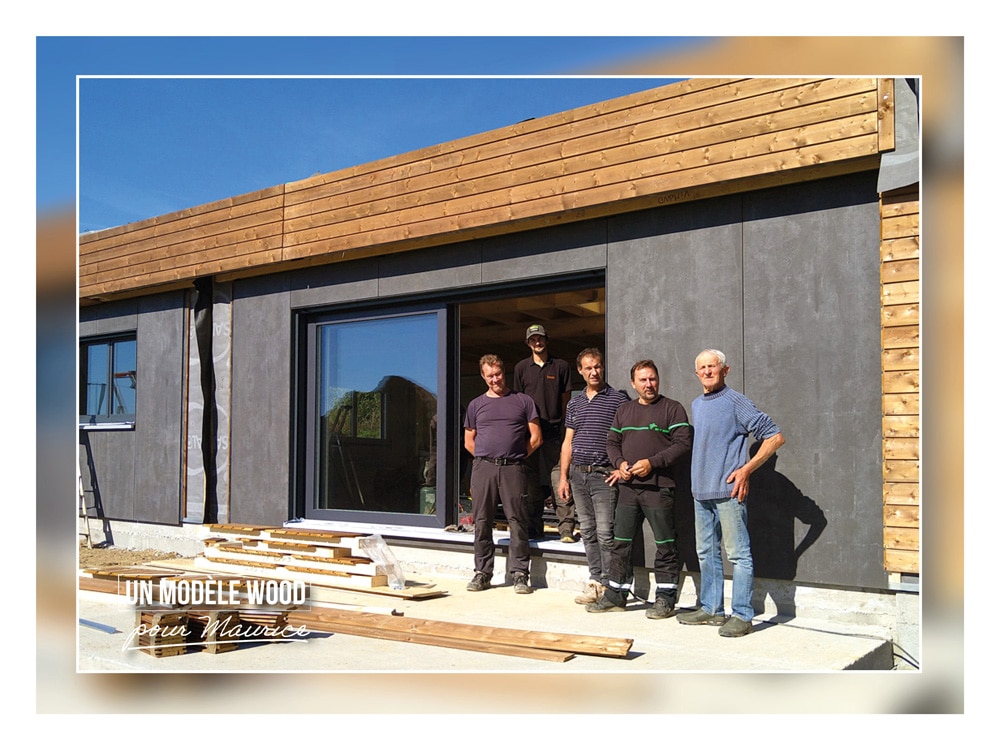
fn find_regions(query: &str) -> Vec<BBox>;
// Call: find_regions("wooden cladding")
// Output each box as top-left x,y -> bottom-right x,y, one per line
880,187 -> 919,575
80,77 -> 892,301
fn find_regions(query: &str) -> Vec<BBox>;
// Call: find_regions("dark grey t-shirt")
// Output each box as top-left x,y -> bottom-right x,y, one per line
464,391 -> 539,459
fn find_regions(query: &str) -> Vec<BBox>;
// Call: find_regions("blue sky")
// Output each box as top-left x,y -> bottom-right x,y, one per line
35,37 -> 708,233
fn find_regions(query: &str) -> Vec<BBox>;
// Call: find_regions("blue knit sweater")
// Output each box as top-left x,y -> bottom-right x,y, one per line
690,385 -> 781,501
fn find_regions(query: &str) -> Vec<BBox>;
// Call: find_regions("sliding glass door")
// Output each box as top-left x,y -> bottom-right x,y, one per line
303,308 -> 445,524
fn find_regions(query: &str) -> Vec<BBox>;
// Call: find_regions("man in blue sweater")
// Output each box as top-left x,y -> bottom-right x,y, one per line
678,349 -> 785,637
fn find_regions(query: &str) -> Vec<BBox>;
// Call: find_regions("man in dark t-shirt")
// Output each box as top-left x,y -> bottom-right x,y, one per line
464,354 -> 542,594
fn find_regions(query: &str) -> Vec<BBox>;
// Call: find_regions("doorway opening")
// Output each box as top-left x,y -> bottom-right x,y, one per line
456,286 -> 606,523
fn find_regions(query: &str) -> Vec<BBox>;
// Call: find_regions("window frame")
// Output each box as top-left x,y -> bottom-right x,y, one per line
297,305 -> 449,527
79,332 -> 137,428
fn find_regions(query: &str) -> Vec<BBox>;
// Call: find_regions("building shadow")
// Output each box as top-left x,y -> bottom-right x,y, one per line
747,447 -> 827,619
676,445 -> 827,620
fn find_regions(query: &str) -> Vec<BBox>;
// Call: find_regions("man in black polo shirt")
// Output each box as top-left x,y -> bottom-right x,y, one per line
513,324 -> 574,541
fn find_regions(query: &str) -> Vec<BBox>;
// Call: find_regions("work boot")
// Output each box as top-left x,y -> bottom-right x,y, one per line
512,572 -> 533,594
585,587 -> 626,613
466,571 -> 491,592
645,592 -> 677,620
718,616 -> 752,637
574,580 -> 604,605
677,608 -> 727,626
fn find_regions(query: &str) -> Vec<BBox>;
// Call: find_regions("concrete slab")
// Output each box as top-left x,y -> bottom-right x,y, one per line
77,573 -> 892,673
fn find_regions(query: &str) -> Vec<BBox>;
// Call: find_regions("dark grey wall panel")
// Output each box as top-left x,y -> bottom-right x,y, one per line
378,242 -> 484,297
606,175 -> 883,591
288,258 -> 379,309
480,219 -> 607,284
78,292 -> 184,524
134,292 -> 186,524
80,298 -> 138,335
607,197 -> 744,578
79,429 -> 135,520
230,276 -> 293,525
742,173 -> 883,589
607,196 -> 743,402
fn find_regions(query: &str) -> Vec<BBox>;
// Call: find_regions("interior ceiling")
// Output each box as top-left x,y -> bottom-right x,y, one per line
460,288 -> 605,379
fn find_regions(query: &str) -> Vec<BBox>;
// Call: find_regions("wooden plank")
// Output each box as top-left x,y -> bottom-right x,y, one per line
883,437 -> 919,460
302,609 -> 633,658
884,548 -> 918,574
880,258 -> 919,284
265,528 -> 363,544
881,324 -> 918,349
877,78 -> 895,153
883,393 -> 919,415
881,280 -> 920,307
882,347 -> 919,371
883,481 -> 919,505
883,527 -> 918,550
881,213 -> 919,240
882,369 -> 919,394
883,504 -> 919,527
880,198 -> 918,220
880,236 -> 919,261
881,302 -> 918,328
290,613 -> 573,662
882,415 -> 919,439
883,459 -> 919,482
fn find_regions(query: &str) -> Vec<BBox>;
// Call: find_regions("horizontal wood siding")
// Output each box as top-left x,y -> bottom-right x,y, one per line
880,186 -> 920,575
80,77 -> 891,301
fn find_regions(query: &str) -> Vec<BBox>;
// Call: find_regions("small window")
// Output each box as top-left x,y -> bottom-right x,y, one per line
80,334 -> 137,425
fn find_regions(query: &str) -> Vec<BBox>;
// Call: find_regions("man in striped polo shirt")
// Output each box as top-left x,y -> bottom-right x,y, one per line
586,359 -> 692,619
557,348 -> 630,604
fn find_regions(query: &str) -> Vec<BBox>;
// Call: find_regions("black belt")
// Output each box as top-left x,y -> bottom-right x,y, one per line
476,456 -> 523,466
573,463 -> 612,474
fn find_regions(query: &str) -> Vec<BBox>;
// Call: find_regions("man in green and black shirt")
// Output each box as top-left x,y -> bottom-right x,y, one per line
586,359 -> 692,619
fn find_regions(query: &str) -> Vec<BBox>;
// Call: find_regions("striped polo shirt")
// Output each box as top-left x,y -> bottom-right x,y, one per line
564,384 -> 630,465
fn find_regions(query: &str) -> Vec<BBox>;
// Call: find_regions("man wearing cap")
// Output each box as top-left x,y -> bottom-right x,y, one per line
464,354 -> 542,594
513,323 -> 574,542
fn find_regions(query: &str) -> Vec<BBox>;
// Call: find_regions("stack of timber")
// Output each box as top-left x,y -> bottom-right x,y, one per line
80,566 -> 184,596
136,609 -> 189,658
79,566 -> 252,599
288,608 -> 633,663
187,610 -> 242,654
194,524 -> 442,599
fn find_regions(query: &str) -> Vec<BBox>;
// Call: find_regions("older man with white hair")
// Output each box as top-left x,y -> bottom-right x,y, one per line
678,349 -> 785,637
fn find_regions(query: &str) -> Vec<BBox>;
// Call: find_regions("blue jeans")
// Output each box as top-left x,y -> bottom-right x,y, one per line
694,496 -> 754,622
568,466 -> 617,585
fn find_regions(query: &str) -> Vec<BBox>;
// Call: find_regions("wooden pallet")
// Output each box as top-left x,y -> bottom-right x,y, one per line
135,609 -> 189,658
187,610 -> 242,654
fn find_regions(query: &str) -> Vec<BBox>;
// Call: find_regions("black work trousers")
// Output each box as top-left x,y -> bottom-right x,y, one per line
606,485 -> 679,599
470,459 -> 531,577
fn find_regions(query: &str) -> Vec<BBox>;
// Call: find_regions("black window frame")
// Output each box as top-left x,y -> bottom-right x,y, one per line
79,333 -> 137,427
296,304 -> 450,528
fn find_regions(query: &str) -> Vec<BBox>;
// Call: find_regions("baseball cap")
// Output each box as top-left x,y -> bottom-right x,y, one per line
525,324 -> 548,340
